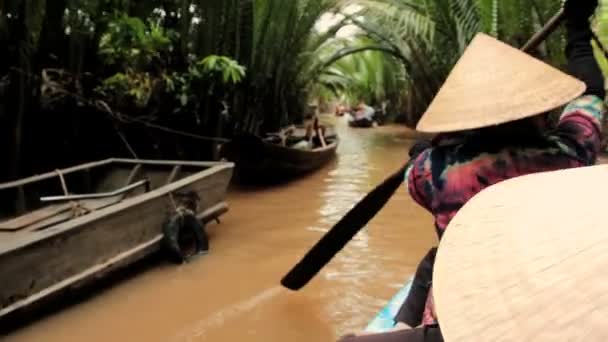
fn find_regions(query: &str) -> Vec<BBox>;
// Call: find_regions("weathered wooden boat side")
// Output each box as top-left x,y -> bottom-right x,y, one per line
0,158 -> 234,322
256,138 -> 338,173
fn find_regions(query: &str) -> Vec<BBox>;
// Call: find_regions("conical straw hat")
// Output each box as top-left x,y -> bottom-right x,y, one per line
433,165 -> 608,341
416,33 -> 586,133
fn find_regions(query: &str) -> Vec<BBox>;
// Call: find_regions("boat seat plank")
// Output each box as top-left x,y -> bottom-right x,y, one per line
0,204 -> 72,231
2,178 -> 148,233
0,195 -> 127,233
40,179 -> 149,202
24,195 -> 126,232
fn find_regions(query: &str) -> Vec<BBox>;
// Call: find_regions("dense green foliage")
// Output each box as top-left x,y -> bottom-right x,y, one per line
1,0 -> 607,181
327,0 -> 569,123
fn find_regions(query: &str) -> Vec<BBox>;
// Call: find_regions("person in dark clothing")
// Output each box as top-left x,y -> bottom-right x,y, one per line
339,2 -> 604,341
394,248 -> 436,328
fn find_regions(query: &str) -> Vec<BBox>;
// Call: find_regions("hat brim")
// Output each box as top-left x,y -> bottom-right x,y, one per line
416,33 -> 586,133
434,165 -> 608,341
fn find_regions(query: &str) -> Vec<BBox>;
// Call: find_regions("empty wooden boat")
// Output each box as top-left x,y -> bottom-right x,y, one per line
0,158 -> 234,323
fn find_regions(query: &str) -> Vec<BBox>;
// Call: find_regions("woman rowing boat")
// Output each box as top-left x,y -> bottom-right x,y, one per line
340,1 -> 605,341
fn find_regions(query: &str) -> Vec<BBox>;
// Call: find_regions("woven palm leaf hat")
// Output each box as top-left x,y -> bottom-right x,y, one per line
416,32 -> 586,133
433,165 -> 608,341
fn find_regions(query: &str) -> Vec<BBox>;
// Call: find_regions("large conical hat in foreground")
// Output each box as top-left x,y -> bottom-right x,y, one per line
416,33 -> 586,133
433,165 -> 608,341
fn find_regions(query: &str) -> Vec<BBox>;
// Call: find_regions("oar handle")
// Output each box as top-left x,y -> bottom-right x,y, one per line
521,8 -> 566,53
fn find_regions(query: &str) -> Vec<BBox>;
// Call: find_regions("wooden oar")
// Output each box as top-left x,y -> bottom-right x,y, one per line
522,9 -> 565,53
280,9 -> 568,292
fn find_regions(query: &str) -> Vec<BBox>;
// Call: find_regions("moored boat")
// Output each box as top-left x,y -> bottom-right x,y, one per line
0,158 -> 234,323
221,132 -> 339,184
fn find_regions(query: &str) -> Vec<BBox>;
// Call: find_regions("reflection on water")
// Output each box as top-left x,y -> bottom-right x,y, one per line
315,124 -> 373,333
5,116 -> 436,342
170,286 -> 283,342
312,119 -> 429,335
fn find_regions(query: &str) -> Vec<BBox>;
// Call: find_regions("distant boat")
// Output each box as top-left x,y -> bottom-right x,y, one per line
348,117 -> 375,128
261,124 -> 337,143
221,131 -> 339,184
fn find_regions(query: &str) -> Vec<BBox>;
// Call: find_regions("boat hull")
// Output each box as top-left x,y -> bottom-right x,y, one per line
365,278 -> 413,333
0,159 -> 234,324
348,118 -> 375,128
222,134 -> 338,184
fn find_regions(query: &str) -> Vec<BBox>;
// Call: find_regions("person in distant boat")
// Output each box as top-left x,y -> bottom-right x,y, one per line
277,125 -> 297,146
356,101 -> 376,122
303,116 -> 327,148
339,1 -> 604,341
336,104 -> 349,117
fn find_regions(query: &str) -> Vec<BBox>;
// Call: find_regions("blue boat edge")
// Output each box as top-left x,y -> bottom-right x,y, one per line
364,277 -> 413,333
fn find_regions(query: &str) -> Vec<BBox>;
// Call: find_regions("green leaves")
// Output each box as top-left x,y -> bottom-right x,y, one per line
96,71 -> 154,108
593,0 -> 608,77
312,35 -> 406,107
197,55 -> 246,85
98,13 -> 176,68
328,0 -> 477,125
328,0 -> 571,126
158,55 -> 245,114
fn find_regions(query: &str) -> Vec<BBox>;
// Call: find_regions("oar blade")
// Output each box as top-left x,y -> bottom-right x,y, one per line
281,166 -> 406,290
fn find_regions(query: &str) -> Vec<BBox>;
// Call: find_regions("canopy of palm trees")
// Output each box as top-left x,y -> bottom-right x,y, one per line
0,0 -> 606,181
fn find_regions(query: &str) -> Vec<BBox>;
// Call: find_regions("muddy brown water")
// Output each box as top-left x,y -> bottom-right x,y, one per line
5,117 -> 436,342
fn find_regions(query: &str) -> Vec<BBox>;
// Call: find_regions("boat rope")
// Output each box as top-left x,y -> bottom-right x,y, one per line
93,99 -> 231,144
128,117 -> 231,144
56,169 -> 69,196
55,169 -> 90,217
19,75 -> 233,146
168,192 -> 178,212
167,192 -> 197,218
115,127 -> 139,159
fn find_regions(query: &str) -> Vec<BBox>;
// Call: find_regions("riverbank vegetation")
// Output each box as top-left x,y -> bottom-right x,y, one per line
1,0 -> 606,181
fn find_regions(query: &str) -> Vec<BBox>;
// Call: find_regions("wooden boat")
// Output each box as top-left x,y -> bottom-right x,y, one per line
221,132 -> 339,183
348,117 -> 375,128
365,277 -> 413,333
265,125 -> 337,144
0,158 -> 234,323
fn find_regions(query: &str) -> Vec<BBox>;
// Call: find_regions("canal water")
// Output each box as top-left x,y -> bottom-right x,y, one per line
5,117 -> 436,342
